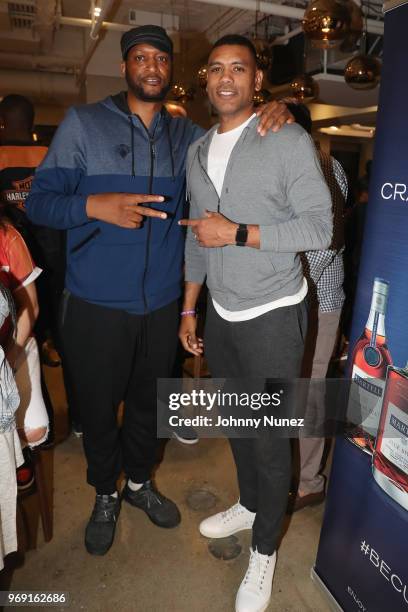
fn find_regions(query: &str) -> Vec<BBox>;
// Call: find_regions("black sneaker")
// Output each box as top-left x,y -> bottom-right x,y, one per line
122,480 -> 181,528
85,494 -> 121,555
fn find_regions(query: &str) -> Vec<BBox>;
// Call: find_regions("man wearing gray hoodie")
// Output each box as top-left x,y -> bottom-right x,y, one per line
179,35 -> 332,612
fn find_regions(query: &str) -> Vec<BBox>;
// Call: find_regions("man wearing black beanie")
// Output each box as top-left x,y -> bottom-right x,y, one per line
27,24 -> 293,556
121,24 -> 174,59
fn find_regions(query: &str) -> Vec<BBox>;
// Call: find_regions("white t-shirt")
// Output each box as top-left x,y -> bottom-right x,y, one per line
207,114 -> 255,198
207,114 -> 307,322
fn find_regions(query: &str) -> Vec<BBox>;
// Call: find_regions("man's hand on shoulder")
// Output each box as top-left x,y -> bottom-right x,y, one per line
256,99 -> 296,136
179,210 -> 237,248
86,193 -> 167,228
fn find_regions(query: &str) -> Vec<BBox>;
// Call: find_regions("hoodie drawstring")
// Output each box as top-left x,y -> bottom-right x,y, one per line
129,116 -> 136,177
165,120 -> 175,181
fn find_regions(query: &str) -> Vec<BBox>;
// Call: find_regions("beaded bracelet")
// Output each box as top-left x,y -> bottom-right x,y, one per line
180,309 -> 196,316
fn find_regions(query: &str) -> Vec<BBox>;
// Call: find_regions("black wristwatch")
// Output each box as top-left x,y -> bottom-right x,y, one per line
235,223 -> 248,247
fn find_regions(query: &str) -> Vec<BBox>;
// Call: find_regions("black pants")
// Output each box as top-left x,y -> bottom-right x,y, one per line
60,292 -> 179,495
205,298 -> 307,555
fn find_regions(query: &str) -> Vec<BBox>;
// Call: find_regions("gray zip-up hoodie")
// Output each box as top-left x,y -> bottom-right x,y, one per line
185,118 -> 333,311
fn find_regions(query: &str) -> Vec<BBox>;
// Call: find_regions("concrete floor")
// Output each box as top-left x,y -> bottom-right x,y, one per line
4,366 -> 331,612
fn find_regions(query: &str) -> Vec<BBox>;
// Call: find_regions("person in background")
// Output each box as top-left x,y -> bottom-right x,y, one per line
347,176 -> 369,274
179,35 -> 332,612
0,95 -> 62,368
0,199 -> 49,490
0,281 -> 22,571
26,25 -> 293,557
0,95 -> 73,440
286,104 -> 348,511
341,175 -> 369,344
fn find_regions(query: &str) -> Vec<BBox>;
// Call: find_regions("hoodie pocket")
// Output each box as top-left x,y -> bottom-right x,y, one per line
290,300 -> 308,345
268,252 -> 294,274
70,228 -> 101,254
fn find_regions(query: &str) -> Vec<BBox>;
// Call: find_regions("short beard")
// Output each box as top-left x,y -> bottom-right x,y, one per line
126,70 -> 170,102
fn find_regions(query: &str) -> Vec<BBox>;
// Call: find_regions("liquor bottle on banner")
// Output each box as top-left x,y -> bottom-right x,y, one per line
346,278 -> 393,453
373,364 -> 408,512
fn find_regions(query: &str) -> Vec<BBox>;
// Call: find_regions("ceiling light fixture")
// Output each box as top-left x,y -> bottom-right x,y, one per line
290,36 -> 318,102
197,66 -> 208,90
344,0 -> 381,90
251,1 -> 273,71
302,0 -> 352,49
340,0 -> 364,52
290,73 -> 319,101
168,84 -> 195,105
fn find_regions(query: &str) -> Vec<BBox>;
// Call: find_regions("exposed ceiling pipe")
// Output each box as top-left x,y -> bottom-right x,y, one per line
204,8 -> 247,37
35,0 -> 57,54
368,35 -> 381,54
59,16 -> 130,32
203,8 -> 237,34
190,0 -> 384,35
193,0 -> 303,20
271,26 -> 303,46
0,52 -> 79,74
76,0 -> 116,86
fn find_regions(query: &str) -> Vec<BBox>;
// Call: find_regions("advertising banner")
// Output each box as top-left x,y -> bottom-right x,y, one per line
314,1 -> 408,608
314,438 -> 408,612
344,0 -> 408,513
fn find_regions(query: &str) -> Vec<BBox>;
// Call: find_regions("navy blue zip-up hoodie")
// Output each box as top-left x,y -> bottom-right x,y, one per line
26,93 -> 204,313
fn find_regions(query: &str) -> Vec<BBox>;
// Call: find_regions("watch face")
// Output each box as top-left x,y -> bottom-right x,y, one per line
236,224 -> 248,246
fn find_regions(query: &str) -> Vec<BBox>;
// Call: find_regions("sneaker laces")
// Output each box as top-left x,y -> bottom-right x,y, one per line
243,548 -> 271,593
221,502 -> 245,522
136,482 -> 164,509
92,495 -> 118,523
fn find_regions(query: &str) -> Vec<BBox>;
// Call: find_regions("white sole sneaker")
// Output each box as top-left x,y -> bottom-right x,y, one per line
199,502 -> 255,539
235,549 -> 276,612
199,520 -> 253,538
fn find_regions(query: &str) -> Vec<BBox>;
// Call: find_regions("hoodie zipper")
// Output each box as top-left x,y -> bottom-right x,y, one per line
134,114 -> 160,313
197,147 -> 220,211
196,143 -> 224,286
195,124 -> 251,292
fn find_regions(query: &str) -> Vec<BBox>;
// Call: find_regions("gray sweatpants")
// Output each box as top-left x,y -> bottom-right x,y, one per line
204,297 -> 307,555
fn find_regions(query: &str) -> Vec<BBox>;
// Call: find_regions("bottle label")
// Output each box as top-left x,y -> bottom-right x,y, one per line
348,364 -> 385,434
380,401 -> 408,476
371,291 -> 387,315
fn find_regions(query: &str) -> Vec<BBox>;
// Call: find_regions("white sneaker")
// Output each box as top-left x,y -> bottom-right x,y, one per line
199,502 -> 255,539
235,548 -> 277,612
